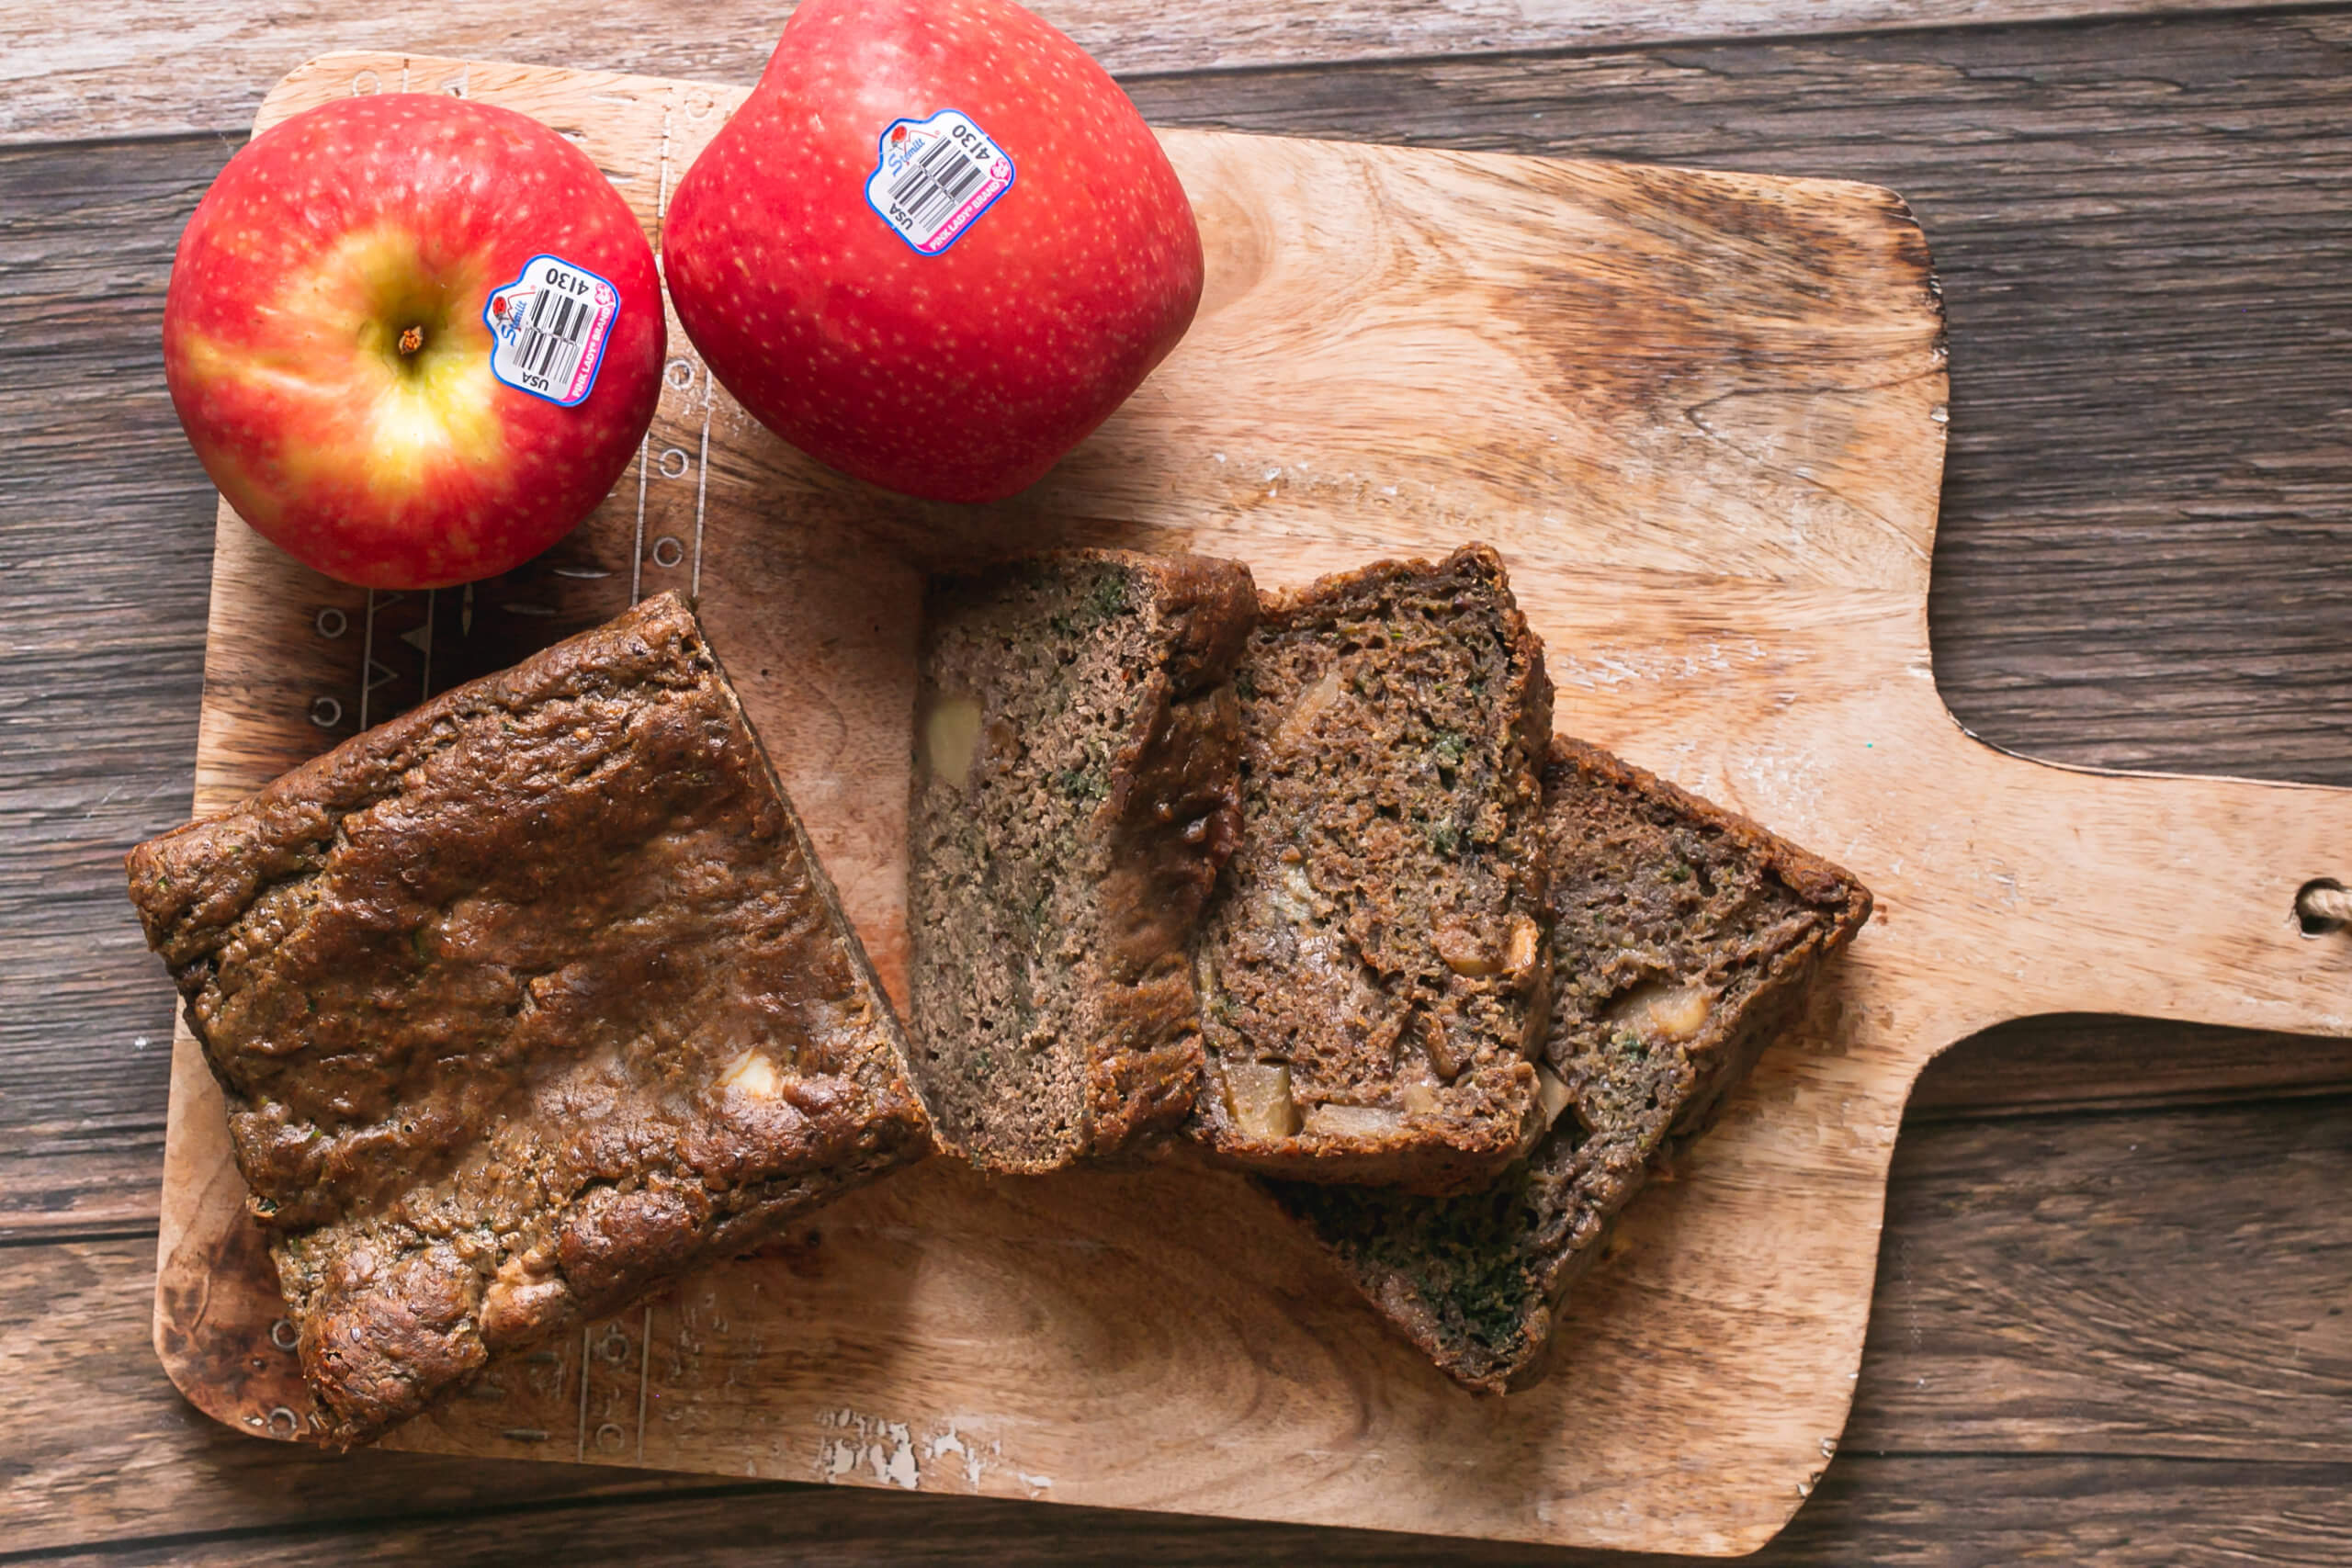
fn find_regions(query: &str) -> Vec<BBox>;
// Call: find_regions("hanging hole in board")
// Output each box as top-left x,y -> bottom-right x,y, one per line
684,92 -> 717,120
309,696 -> 343,729
315,607 -> 347,639
650,536 -> 685,569
2295,877 -> 2350,937
665,358 -> 697,392
350,71 -> 380,96
658,447 -> 692,479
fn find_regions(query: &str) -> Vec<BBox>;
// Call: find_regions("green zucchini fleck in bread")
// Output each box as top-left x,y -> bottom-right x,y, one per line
907,550 -> 1257,1173
1189,545 -> 1555,1197
1271,737 -> 1871,1392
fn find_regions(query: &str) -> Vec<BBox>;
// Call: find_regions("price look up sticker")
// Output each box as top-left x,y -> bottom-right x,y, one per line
484,255 -> 622,407
865,109 -> 1017,256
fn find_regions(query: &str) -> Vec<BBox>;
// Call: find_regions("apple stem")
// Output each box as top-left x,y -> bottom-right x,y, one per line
398,326 -> 424,356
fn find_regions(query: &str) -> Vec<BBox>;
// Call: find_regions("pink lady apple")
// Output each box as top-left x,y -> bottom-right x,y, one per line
664,0 -> 1204,504
164,94 -> 664,588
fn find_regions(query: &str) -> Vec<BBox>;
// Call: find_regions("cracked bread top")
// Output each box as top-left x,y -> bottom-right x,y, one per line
125,592 -> 932,1440
1189,545 -> 1555,1196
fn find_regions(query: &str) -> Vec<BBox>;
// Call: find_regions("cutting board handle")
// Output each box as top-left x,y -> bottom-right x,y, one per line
1954,745 -> 2352,1036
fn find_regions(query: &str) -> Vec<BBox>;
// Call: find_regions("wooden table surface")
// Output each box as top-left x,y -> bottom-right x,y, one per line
5,4 -> 2348,1562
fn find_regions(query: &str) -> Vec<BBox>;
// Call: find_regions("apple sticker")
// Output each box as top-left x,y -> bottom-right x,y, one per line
865,109 -> 1015,256
483,255 -> 623,407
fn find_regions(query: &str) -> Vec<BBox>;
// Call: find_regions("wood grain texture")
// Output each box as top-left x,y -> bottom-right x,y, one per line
14,10 -> 2352,1242
1849,1091 -> 2352,1461
16,1091 -> 2352,1559
0,0 -> 2303,146
158,52 -> 1952,1559
1908,1015 -> 2352,1119
1120,7 -> 2352,787
0,1235 -> 699,1557
134,50 -> 2352,1557
0,136 -> 217,1237
28,1459 -> 2352,1568
6,10 -> 2352,1563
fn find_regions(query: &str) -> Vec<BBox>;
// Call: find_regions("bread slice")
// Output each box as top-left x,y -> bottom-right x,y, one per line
1189,545 -> 1554,1197
125,592 -> 933,1442
907,550 -> 1257,1173
1270,737 -> 1872,1392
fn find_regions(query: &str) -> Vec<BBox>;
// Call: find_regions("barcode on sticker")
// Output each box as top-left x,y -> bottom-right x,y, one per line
483,255 -> 621,407
865,109 -> 1015,256
516,292 -> 592,379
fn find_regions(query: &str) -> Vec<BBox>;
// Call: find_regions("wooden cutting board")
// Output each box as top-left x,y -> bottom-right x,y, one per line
152,51 -> 2352,1556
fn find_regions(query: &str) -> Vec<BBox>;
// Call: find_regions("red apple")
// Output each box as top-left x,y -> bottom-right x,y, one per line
164,95 -> 665,588
663,0 -> 1204,504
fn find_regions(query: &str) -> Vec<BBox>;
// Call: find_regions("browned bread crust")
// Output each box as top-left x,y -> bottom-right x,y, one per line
1189,545 -> 1555,1197
125,592 -> 932,1442
1271,736 -> 1872,1392
907,550 -> 1257,1173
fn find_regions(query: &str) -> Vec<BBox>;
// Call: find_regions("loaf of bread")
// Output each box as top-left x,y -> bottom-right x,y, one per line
907,550 -> 1257,1172
1270,737 -> 1871,1391
125,592 -> 933,1441
1189,546 -> 1555,1197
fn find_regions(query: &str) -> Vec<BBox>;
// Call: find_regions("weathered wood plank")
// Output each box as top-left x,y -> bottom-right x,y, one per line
5,7 -> 2347,1561
0,8 -> 2342,1561
9,1086 -> 2352,1553
0,137 -> 212,1237
1910,1017 -> 2352,1120
1,0 -> 2323,147
30,1457 -> 2352,1568
1847,1091 -> 2352,1462
0,1235 -> 703,1556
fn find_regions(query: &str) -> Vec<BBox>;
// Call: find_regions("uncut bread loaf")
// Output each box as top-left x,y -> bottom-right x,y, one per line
125,592 -> 933,1442
1189,545 -> 1554,1197
908,550 -> 1257,1173
1271,737 -> 1872,1393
